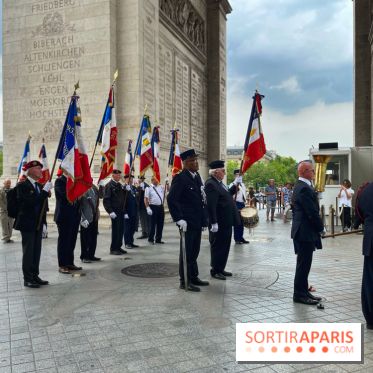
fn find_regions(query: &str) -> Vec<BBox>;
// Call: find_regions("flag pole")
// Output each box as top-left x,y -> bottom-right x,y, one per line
37,82 -> 79,230
89,70 -> 119,168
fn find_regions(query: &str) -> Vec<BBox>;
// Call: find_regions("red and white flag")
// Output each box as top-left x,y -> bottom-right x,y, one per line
38,141 -> 50,185
168,129 -> 182,176
123,140 -> 133,176
151,126 -> 161,183
135,115 -> 153,176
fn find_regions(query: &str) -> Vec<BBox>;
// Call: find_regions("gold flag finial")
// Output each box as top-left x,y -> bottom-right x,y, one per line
74,81 -> 80,92
113,69 -> 119,83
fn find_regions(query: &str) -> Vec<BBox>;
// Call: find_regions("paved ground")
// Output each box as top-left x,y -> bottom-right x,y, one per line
0,209 -> 371,373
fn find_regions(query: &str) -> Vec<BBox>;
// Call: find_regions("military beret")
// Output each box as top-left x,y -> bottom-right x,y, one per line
233,169 -> 240,175
112,169 -> 121,174
180,149 -> 198,161
208,160 -> 225,170
23,160 -> 42,171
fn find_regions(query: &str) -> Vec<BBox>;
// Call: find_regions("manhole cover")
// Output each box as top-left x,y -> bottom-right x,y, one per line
121,263 -> 179,278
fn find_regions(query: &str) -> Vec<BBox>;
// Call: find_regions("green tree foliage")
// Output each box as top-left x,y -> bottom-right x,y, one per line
227,156 -> 298,189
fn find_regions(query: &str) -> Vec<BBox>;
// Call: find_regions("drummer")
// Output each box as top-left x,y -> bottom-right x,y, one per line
229,169 -> 250,245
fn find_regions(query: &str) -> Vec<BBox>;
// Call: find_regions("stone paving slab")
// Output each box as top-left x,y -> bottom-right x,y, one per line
0,209 -> 369,372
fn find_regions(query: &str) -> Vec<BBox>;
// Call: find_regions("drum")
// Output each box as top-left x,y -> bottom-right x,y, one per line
240,207 -> 259,229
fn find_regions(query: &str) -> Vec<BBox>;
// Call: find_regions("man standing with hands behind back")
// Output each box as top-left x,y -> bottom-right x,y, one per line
167,149 -> 209,292
291,161 -> 324,305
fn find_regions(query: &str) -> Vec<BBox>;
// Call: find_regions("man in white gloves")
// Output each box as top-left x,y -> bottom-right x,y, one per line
205,160 -> 241,281
144,175 -> 165,244
14,161 -> 52,288
167,149 -> 209,292
103,169 -> 127,255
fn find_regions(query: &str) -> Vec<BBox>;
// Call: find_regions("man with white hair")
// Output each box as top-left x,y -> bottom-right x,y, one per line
0,179 -> 14,243
14,161 -> 53,288
205,160 -> 241,280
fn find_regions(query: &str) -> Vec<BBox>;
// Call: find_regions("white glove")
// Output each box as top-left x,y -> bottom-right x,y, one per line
81,220 -> 89,228
43,181 -> 53,192
124,214 -> 129,219
210,223 -> 218,233
234,176 -> 243,185
320,227 -> 327,237
125,185 -> 131,191
164,177 -> 169,183
140,182 -> 144,189
146,207 -> 153,216
176,219 -> 187,232
109,212 -> 117,219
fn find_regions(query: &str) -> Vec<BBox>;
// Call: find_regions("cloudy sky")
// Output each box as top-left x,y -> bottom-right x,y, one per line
227,0 -> 353,161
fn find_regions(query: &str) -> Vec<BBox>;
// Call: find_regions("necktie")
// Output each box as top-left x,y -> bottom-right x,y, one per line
35,184 -> 40,194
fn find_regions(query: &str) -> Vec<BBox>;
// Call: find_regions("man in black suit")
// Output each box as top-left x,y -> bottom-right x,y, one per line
167,149 -> 209,292
205,160 -> 241,280
354,182 -> 373,329
54,170 -> 82,274
123,174 -> 139,249
103,169 -> 126,255
14,161 -> 53,288
291,161 -> 324,305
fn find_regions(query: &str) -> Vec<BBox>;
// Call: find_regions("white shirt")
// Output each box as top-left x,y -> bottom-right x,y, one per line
27,176 -> 39,192
338,188 -> 354,208
145,184 -> 164,205
229,182 -> 246,203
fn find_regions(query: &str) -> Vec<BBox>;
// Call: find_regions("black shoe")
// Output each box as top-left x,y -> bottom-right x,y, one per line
118,248 -> 127,254
34,276 -> 49,285
293,296 -> 319,305
110,250 -> 123,255
240,239 -> 250,244
155,241 -> 165,244
24,281 -> 40,288
5,239 -> 14,243
131,244 -> 139,248
148,240 -> 155,245
235,241 -> 243,245
137,235 -> 148,239
90,257 -> 101,261
221,270 -> 232,277
191,278 -> 209,286
81,258 -> 92,263
211,272 -> 226,280
179,283 -> 200,292
307,292 -> 322,301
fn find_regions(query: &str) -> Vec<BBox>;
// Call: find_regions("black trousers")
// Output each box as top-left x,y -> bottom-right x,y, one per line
57,217 -> 80,267
110,214 -> 124,251
80,220 -> 98,259
293,241 -> 314,298
209,226 -> 232,273
21,229 -> 43,282
139,209 -> 149,237
179,228 -> 202,284
340,206 -> 351,229
149,205 -> 164,242
124,216 -> 137,245
362,256 -> 373,325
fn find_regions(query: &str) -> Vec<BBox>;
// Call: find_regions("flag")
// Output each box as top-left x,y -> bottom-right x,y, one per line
18,135 -> 31,179
57,94 -> 93,202
168,129 -> 182,176
97,86 -> 118,184
151,126 -> 161,183
135,115 -> 153,175
123,140 -> 133,176
240,91 -> 266,174
38,141 -> 50,185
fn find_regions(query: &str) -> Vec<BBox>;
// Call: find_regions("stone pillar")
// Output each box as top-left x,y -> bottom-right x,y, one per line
206,0 -> 232,163
354,0 -> 372,146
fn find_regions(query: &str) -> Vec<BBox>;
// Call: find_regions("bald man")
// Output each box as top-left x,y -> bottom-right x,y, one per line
291,161 -> 324,305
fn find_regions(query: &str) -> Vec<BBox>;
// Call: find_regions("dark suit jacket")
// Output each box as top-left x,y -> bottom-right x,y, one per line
291,180 -> 323,251
354,182 -> 373,256
14,179 -> 48,232
167,170 -> 207,230
54,175 -> 81,224
124,186 -> 138,218
204,176 -> 241,228
103,180 -> 125,215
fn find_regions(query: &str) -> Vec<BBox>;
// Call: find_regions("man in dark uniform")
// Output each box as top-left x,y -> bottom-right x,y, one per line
14,161 -> 53,287
123,174 -> 139,249
291,161 -> 324,305
54,169 -> 82,273
167,149 -> 209,292
137,175 -> 150,239
354,182 -> 373,329
103,169 -> 126,255
205,160 -> 241,280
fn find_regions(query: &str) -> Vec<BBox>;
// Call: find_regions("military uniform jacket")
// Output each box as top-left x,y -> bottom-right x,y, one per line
355,182 -> 373,256
54,175 -> 81,224
124,185 -> 138,218
167,169 -> 207,230
103,180 -> 125,215
205,176 -> 241,228
14,179 -> 48,232
291,180 -> 323,247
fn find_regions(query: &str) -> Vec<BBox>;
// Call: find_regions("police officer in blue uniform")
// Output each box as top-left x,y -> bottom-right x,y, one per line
167,149 -> 209,292
123,174 -> 139,249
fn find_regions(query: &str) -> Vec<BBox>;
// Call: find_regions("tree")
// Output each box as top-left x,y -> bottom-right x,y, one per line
227,156 -> 298,189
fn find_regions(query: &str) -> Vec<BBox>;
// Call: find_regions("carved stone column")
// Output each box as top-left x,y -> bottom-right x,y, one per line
206,0 -> 232,163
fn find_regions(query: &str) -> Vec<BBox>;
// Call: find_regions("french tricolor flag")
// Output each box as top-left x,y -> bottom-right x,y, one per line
123,140 -> 133,176
38,141 -> 50,185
